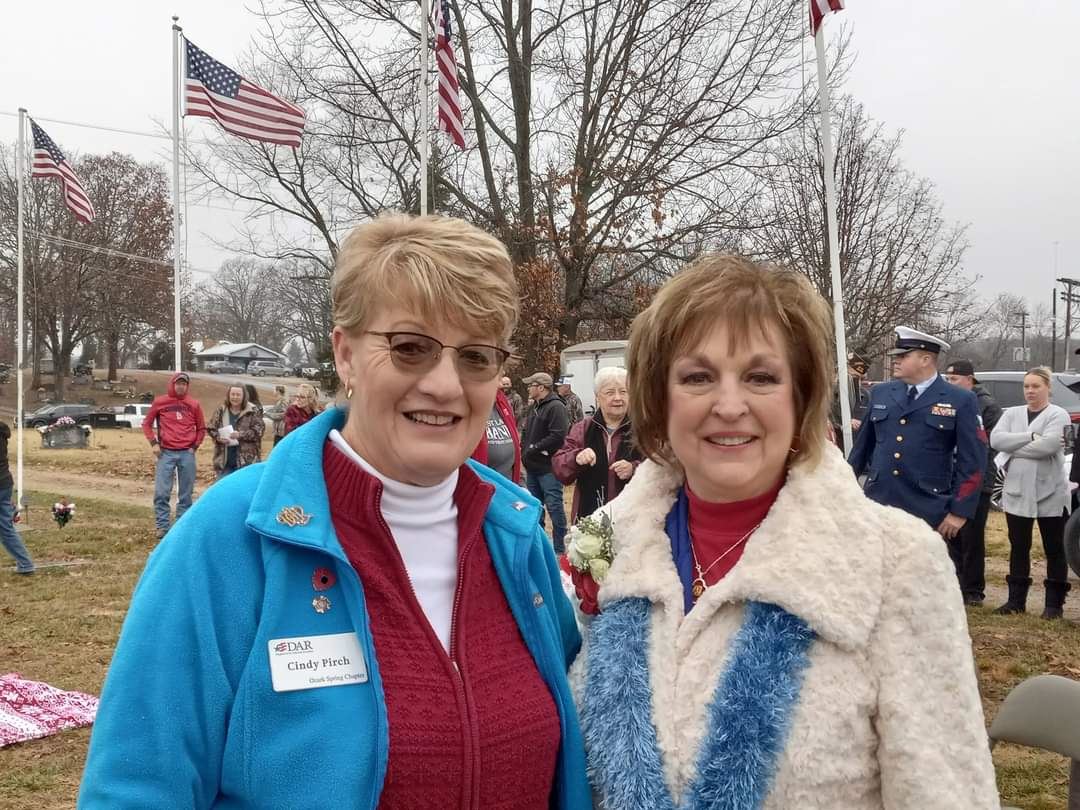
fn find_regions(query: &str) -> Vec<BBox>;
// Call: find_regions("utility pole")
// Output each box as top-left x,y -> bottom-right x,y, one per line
1011,308 -> 1030,367
1052,287 -> 1058,371
1058,277 -> 1080,372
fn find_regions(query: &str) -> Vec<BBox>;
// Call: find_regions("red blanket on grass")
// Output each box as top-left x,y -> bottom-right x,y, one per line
0,672 -> 98,747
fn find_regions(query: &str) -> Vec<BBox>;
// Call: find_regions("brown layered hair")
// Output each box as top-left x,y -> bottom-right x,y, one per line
627,255 -> 835,469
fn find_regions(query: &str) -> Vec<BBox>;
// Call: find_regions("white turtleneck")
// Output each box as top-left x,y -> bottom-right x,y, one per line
329,429 -> 459,652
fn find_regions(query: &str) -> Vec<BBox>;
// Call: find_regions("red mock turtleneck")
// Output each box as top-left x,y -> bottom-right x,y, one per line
687,475 -> 785,588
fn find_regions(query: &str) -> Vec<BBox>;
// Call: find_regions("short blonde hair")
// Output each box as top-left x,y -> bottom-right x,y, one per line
627,255 -> 835,469
1025,366 -> 1052,388
332,213 -> 519,343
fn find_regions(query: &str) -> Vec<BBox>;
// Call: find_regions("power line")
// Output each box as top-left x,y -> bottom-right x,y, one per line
32,232 -> 170,267
0,109 -> 219,147
3,229 -> 216,277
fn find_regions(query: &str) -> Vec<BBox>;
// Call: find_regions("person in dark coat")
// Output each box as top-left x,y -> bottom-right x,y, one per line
848,327 -> 986,538
521,372 -> 570,552
553,367 -> 642,522
942,359 -> 1003,605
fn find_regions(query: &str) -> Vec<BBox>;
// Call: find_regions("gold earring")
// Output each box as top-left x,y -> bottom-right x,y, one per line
346,385 -> 354,400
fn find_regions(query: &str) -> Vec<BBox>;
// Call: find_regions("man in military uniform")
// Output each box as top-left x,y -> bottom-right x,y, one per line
848,327 -> 986,538
832,351 -> 872,454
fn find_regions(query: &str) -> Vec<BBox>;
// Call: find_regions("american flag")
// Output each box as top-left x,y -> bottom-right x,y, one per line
30,120 -> 95,224
810,0 -> 844,36
434,0 -> 465,149
184,39 -> 306,148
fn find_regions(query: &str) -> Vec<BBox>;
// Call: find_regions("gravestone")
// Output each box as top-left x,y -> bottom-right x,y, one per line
41,426 -> 89,449
91,379 -> 112,391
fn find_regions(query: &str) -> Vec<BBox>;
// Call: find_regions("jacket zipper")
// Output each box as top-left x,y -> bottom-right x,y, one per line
258,531 -> 387,810
369,487 -> 482,810
449,529 -> 481,810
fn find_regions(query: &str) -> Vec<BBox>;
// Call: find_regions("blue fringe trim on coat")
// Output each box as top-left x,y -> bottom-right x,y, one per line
683,601 -> 815,810
581,597 -> 677,810
581,598 -> 815,810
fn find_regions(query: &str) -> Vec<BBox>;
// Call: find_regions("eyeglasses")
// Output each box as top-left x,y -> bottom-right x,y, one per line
365,331 -> 510,382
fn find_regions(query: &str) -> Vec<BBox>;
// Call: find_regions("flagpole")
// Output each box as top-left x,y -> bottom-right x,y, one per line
814,27 -> 852,453
419,0 -> 430,215
15,108 -> 26,511
171,16 -> 184,372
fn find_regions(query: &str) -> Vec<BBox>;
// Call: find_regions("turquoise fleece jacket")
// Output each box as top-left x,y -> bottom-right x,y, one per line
78,407 -> 591,809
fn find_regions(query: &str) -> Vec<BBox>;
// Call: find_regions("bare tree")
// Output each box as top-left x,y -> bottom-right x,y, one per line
192,258 -> 290,350
186,0 -> 821,367
0,148 -> 174,398
750,97 -> 972,357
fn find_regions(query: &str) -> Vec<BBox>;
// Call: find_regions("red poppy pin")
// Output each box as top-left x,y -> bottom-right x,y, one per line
312,567 -> 336,591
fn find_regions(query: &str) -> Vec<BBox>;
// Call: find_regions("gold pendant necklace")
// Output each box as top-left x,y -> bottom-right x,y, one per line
690,521 -> 761,601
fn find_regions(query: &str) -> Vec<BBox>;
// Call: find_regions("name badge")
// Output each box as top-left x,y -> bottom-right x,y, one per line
268,632 -> 368,693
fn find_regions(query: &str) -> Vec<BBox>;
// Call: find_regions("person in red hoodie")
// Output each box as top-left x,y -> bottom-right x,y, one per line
142,372 -> 206,539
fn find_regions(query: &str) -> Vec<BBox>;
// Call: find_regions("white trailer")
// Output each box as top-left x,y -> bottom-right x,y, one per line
559,340 -> 628,415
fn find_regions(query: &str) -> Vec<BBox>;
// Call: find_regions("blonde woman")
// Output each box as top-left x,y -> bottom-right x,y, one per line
79,214 -> 589,808
571,256 -> 998,808
990,366 -> 1071,618
284,382 -> 322,435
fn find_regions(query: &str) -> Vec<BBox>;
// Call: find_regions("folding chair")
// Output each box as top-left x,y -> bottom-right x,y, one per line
989,674 -> 1080,810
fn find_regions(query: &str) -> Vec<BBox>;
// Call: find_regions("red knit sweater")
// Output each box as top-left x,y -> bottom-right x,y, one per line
324,443 -> 560,809
687,475 -> 785,587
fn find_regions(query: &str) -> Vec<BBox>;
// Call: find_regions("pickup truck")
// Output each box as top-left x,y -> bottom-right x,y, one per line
115,403 -> 153,429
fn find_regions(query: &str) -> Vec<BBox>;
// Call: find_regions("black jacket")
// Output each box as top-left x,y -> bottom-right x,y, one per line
973,384 -> 1003,494
521,391 -> 570,473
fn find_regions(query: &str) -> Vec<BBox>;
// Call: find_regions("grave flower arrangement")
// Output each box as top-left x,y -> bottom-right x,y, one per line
52,499 -> 76,528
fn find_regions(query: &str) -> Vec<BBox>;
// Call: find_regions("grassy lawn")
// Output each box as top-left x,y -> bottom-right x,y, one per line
0,491 -> 157,810
2,491 -> 1079,807
18,418 -> 277,486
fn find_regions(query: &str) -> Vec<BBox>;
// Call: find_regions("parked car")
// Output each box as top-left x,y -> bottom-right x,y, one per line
295,366 -> 320,380
248,359 -> 290,377
976,371 -> 1080,421
206,360 -> 246,374
19,403 -> 119,429
115,403 -> 153,429
977,371 -> 1080,511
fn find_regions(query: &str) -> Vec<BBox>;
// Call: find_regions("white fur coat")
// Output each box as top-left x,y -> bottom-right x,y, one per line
572,446 -> 1000,810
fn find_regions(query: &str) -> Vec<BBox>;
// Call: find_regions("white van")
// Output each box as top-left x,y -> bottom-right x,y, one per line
559,340 -> 628,415
116,403 -> 153,429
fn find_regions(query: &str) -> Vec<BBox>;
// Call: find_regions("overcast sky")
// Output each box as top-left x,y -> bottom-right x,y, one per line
2,1 -> 1076,310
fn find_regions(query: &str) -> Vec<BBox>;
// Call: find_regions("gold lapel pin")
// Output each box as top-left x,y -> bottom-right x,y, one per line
277,506 -> 312,527
312,595 -> 332,614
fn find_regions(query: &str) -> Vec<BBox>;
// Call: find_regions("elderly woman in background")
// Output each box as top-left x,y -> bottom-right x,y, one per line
79,214 -> 590,809
990,366 -> 1071,618
284,382 -> 321,435
570,256 -> 998,809
553,366 -> 641,522
206,384 -> 265,479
